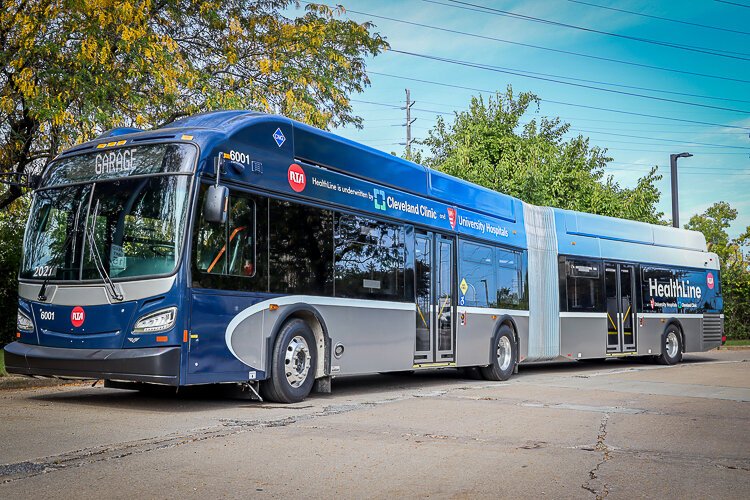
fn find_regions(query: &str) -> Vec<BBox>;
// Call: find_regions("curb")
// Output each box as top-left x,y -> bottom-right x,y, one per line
0,375 -> 87,391
718,345 -> 750,351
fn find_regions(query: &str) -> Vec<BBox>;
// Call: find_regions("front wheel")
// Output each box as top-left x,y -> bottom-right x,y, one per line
262,319 -> 317,403
480,326 -> 517,381
658,325 -> 683,365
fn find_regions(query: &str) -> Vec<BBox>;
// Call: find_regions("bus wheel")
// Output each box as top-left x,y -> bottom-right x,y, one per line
480,325 -> 517,381
262,319 -> 317,403
658,325 -> 683,365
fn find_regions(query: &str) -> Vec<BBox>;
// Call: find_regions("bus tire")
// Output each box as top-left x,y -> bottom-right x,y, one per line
262,319 -> 317,403
480,325 -> 517,381
658,325 -> 683,365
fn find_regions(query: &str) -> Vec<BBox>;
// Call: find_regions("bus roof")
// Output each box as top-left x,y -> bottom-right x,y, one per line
83,110 -> 710,258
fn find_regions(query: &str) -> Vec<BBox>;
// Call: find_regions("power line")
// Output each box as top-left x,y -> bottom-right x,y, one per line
715,0 -> 750,8
567,0 -> 750,36
389,49 -> 750,115
568,128 -> 750,150
591,146 -> 748,155
366,71 -> 750,131
565,134 -> 750,152
348,100 -> 750,157
344,6 -> 750,86
561,125 -> 748,135
351,98 -> 454,116
434,0 -> 750,60
608,164 -> 750,174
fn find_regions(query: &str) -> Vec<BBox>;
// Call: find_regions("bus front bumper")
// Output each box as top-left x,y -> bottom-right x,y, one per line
3,342 -> 180,386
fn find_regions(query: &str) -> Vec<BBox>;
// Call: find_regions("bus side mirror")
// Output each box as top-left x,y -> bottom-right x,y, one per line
203,185 -> 228,224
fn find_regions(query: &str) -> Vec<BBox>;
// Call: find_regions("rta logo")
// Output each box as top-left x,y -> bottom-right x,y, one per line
707,272 -> 715,290
71,306 -> 85,327
287,163 -> 306,192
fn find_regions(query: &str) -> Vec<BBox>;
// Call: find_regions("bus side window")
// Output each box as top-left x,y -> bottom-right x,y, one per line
334,213 -> 405,300
565,259 -> 603,312
460,241 -> 495,307
196,188 -> 256,277
496,248 -> 521,308
226,197 -> 255,276
196,211 -> 226,274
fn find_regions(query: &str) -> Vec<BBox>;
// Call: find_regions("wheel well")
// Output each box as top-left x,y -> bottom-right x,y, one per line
665,320 -> 685,353
272,308 -> 329,379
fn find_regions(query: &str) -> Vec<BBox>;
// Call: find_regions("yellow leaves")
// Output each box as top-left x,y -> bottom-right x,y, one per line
135,114 -> 146,126
51,110 -> 73,127
15,68 -> 38,99
259,59 -> 271,75
227,50 -> 238,65
0,96 -> 14,114
229,17 -> 241,34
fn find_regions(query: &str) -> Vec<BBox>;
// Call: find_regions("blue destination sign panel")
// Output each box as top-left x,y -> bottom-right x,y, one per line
41,143 -> 197,188
279,161 -> 525,247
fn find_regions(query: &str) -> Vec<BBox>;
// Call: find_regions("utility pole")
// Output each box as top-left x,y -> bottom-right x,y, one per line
670,152 -> 693,228
404,89 -> 416,160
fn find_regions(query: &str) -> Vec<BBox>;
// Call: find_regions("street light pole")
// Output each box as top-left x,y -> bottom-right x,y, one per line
670,152 -> 693,228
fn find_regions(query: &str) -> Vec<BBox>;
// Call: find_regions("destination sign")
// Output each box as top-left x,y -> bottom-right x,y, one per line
41,143 -> 197,188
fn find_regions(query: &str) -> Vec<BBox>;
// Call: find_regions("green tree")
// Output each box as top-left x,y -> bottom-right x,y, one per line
420,87 -> 663,223
0,0 -> 387,208
0,197 -> 28,346
685,203 -> 750,340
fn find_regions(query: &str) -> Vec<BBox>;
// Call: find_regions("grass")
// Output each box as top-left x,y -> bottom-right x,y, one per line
724,339 -> 750,346
0,349 -> 6,377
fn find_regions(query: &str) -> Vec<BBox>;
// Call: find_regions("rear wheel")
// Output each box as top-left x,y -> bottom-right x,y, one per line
658,325 -> 683,365
262,319 -> 317,403
480,325 -> 517,381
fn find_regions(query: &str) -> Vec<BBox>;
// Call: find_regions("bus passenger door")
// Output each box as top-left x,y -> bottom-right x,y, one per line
605,262 -> 637,354
414,232 -> 455,365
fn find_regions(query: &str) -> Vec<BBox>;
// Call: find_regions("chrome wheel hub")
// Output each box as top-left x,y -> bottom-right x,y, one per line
496,336 -> 512,371
666,331 -> 679,359
285,335 -> 311,388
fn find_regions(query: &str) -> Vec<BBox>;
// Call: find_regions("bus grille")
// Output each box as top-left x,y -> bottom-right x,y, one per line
702,313 -> 723,343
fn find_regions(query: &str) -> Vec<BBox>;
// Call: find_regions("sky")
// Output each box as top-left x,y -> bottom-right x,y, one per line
292,0 -> 750,240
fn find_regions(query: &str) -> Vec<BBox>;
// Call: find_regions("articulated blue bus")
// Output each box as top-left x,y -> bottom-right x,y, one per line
6,111 -> 724,403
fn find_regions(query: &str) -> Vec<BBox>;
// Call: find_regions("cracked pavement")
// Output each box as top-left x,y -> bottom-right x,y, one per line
1,350 -> 748,498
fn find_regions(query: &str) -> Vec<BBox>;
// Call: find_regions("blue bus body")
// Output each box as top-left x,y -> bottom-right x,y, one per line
5,111 -> 723,401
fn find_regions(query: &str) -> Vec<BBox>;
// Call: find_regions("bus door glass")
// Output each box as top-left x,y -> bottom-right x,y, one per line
414,234 -> 432,359
620,265 -> 636,351
605,262 -> 637,353
414,232 -> 455,364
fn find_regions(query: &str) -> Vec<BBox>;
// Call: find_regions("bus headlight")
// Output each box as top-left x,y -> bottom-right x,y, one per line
17,309 -> 34,332
132,307 -> 177,334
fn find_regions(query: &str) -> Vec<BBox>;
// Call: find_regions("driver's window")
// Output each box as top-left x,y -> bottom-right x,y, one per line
196,188 -> 255,277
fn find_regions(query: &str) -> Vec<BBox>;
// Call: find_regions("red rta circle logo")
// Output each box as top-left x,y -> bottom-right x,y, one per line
71,306 -> 85,327
288,163 -> 306,192
707,272 -> 715,290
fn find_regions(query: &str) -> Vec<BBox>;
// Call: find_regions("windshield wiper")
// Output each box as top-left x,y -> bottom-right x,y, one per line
38,196 -> 85,301
85,200 -> 123,302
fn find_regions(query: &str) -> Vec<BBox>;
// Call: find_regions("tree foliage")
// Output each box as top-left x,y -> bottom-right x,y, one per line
0,198 -> 28,346
419,87 -> 663,223
0,0 -> 387,208
685,202 -> 750,340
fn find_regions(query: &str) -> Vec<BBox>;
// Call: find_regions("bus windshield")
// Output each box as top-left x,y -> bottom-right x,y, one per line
21,144 -> 195,282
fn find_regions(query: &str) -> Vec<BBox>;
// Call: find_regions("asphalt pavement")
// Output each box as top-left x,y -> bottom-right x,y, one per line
1,350 -> 748,499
